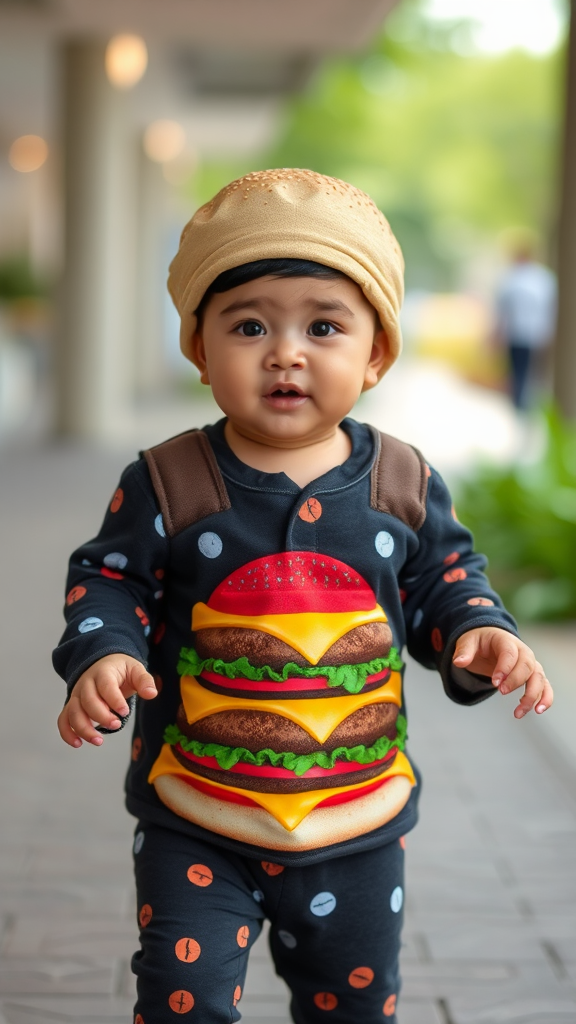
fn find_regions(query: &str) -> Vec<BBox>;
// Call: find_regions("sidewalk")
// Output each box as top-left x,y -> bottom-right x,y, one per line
0,440 -> 574,1024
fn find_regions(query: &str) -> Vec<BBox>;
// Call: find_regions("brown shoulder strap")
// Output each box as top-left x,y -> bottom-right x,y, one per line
143,430 -> 231,538
368,426 -> 428,531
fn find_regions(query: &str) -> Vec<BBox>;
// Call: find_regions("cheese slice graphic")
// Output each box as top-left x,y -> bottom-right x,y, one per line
149,744 -> 415,831
192,602 -> 388,665
179,671 -> 402,744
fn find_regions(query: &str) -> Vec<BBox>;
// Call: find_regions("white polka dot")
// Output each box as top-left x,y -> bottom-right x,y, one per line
375,531 -> 394,558
81,558 -> 91,566
252,890 -> 264,903
278,930 -> 297,948
144,625 -> 151,637
154,514 -> 166,538
310,891 -> 337,916
133,831 -> 145,854
154,590 -> 164,600
198,532 -> 223,558
103,551 -> 128,570
390,886 -> 403,913
78,617 -> 104,633
413,609 -> 423,629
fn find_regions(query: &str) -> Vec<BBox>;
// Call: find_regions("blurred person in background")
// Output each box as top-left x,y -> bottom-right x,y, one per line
495,235 -> 557,410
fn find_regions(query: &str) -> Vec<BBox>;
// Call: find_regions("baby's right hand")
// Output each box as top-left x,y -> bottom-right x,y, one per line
57,653 -> 157,748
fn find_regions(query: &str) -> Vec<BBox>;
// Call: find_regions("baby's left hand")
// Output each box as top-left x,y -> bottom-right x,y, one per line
452,626 -> 553,718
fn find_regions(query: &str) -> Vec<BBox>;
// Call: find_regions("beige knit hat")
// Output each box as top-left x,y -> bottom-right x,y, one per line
168,168 -> 404,377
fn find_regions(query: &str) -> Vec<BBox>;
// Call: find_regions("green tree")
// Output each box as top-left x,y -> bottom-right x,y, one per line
191,0 -> 563,289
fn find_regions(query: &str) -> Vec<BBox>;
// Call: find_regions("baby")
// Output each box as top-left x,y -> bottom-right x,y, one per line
54,169 -> 552,1024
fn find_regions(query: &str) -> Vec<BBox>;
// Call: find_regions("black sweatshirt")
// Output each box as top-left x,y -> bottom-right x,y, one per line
53,418 -> 517,865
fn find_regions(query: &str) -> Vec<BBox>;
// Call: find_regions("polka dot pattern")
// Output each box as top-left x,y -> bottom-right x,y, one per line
390,886 -> 403,913
310,892 -> 337,917
375,531 -> 394,558
198,532 -> 223,558
139,904 -> 152,928
78,617 -> 103,633
314,992 -> 338,1010
278,930 -> 297,949
431,627 -> 443,652
168,990 -> 194,1013
298,497 -> 322,522
187,864 -> 213,887
175,937 -> 201,963
104,551 -> 128,570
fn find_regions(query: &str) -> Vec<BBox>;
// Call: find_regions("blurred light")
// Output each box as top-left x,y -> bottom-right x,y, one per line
143,120 -> 186,163
8,135 -> 49,172
105,34 -> 148,89
426,0 -> 565,55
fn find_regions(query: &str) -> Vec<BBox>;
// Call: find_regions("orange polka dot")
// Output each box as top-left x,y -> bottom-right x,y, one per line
110,487 -> 124,513
101,566 -> 124,580
131,737 -> 142,761
443,567 -> 467,583
298,497 -> 322,522
155,568 -> 165,580
314,992 -> 338,1010
139,904 -> 152,928
175,937 -> 201,963
443,551 -> 459,566
383,993 -> 397,1016
135,606 -> 149,625
187,864 -> 213,887
431,628 -> 443,652
261,861 -> 284,876
233,984 -> 242,1006
399,589 -> 407,603
66,585 -> 87,605
168,990 -> 194,1013
153,622 -> 166,644
425,464 -> 432,477
399,835 -> 406,850
135,1015 -> 144,1024
467,597 -> 495,607
348,966 -> 374,988
237,925 -> 250,948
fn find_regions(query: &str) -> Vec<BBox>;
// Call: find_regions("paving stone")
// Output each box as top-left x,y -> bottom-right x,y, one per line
0,957 -> 117,995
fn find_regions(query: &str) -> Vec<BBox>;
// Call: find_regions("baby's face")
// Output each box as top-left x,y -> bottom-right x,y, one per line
191,274 -> 388,447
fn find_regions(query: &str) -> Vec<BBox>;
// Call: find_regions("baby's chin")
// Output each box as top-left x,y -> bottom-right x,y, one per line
225,416 -> 343,450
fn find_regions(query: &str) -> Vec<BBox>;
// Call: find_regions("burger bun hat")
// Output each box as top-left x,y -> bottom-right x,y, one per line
168,168 -> 405,379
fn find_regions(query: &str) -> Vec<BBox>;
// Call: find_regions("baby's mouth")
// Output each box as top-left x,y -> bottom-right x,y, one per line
264,384 -> 308,409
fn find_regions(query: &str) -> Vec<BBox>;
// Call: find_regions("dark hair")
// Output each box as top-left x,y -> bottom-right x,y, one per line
195,258 -> 344,322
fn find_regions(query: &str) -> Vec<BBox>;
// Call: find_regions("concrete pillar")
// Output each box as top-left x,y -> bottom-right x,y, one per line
554,0 -> 576,418
134,154 -> 171,398
56,41 -> 138,437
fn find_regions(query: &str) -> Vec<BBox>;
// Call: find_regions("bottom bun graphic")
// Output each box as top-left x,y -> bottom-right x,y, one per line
153,764 -> 414,851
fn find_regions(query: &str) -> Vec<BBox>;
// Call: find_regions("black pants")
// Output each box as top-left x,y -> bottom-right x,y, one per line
132,823 -> 405,1023
508,343 -> 533,410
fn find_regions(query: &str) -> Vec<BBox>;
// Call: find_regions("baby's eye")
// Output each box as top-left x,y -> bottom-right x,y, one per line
238,320 -> 265,337
309,321 -> 336,338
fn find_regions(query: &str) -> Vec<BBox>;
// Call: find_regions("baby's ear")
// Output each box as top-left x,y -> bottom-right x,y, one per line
362,328 -> 389,391
190,331 -> 211,385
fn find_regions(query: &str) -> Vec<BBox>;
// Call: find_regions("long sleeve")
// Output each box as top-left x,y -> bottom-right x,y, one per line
399,467 -> 518,704
52,459 -> 169,693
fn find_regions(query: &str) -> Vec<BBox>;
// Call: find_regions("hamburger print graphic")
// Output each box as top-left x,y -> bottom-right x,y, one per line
149,552 -> 415,851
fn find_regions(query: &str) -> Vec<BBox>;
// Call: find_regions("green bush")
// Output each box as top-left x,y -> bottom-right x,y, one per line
455,408 -> 576,621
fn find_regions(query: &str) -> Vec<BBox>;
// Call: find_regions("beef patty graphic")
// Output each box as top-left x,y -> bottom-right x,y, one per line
149,552 -> 415,851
